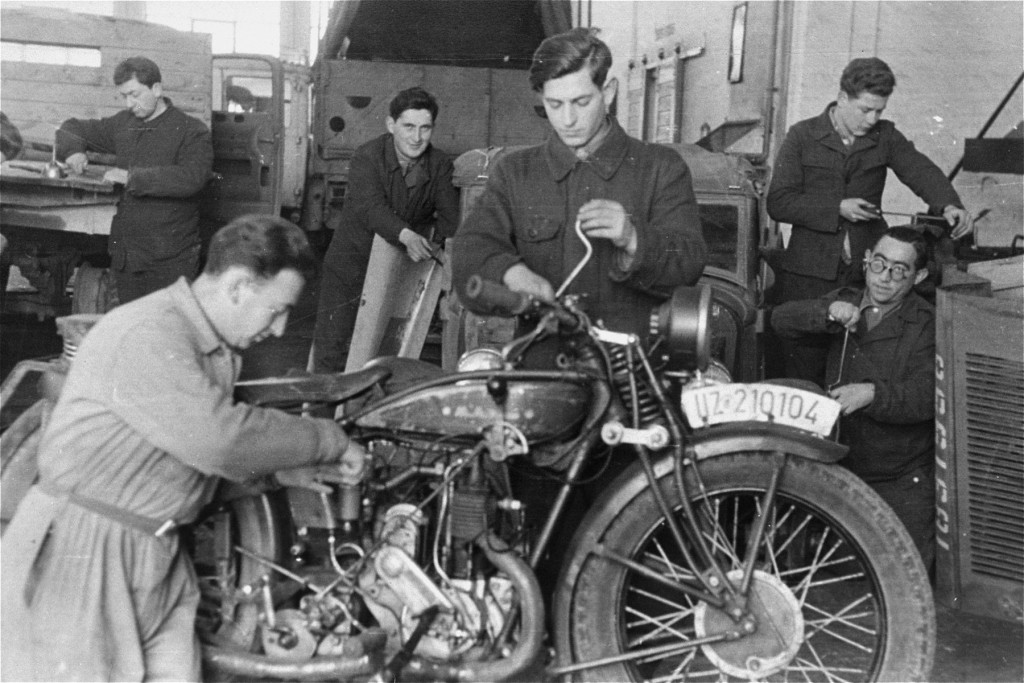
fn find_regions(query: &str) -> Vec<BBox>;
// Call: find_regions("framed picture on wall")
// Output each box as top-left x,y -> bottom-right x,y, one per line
728,2 -> 747,84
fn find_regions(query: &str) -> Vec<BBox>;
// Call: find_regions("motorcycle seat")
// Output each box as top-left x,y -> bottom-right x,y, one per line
234,366 -> 392,408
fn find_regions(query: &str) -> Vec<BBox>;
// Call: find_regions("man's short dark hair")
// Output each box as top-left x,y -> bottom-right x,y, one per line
204,214 -> 317,283
529,27 -> 612,92
389,87 -> 439,122
840,57 -> 895,98
114,57 -> 162,88
875,226 -> 928,270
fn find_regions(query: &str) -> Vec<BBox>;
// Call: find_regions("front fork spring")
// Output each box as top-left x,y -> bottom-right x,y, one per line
607,344 -> 660,427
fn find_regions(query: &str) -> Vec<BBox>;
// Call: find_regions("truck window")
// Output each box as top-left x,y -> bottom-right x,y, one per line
698,203 -> 740,275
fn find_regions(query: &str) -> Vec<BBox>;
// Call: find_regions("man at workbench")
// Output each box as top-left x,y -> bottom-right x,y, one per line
766,57 -> 973,384
312,86 -> 459,372
56,56 -> 213,304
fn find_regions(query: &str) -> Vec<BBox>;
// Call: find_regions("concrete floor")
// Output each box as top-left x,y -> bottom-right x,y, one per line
1,271 -> 1022,681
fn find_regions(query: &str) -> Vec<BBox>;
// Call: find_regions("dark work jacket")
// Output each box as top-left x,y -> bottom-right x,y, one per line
453,118 -> 706,338
771,287 -> 935,481
322,133 -> 459,286
767,104 -> 962,281
57,103 -> 212,271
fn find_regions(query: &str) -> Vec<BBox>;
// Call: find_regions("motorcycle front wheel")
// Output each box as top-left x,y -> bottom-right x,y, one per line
556,452 -> 935,682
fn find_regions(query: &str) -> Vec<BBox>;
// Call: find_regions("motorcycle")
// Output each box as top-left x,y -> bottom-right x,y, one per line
194,243 -> 936,681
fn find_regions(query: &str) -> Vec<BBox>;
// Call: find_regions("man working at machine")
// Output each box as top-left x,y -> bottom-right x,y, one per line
312,86 -> 459,373
1,215 -> 366,681
453,27 -> 706,339
452,26 -> 707,591
771,226 -> 938,576
766,56 -> 972,384
56,56 -> 213,304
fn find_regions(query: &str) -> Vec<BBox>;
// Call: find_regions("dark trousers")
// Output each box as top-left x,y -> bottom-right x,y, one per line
865,463 -> 937,580
766,263 -> 863,386
311,252 -> 369,373
113,247 -> 200,305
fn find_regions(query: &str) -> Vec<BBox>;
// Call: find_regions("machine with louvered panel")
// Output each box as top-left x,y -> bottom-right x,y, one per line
935,284 -> 1024,623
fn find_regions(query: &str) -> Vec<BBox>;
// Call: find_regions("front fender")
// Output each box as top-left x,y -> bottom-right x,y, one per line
687,422 -> 847,464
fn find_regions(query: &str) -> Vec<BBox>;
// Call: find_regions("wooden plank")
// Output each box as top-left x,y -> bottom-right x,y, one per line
1,79 -> 207,109
100,51 -> 212,88
1,62 -> 210,103
344,235 -> 445,373
1,8 -> 209,54
0,63 -> 108,87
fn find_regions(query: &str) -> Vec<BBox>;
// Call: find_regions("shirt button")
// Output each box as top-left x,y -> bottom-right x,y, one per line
528,229 -> 537,238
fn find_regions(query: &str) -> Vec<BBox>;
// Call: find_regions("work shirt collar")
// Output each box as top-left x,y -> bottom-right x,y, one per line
384,134 -> 431,178
857,291 -> 901,332
811,102 -> 881,154
168,277 -> 230,356
544,116 -> 629,182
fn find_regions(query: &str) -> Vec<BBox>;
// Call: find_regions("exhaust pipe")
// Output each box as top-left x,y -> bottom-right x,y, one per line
395,533 -> 547,682
202,533 -> 546,681
203,629 -> 386,681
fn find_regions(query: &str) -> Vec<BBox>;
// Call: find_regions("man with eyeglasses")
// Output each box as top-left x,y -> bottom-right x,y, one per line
771,226 -> 937,577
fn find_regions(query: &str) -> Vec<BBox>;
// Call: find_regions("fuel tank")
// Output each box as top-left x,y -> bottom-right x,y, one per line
352,371 -> 594,443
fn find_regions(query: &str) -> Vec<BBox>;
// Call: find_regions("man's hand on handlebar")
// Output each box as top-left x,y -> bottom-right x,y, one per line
503,263 -> 556,303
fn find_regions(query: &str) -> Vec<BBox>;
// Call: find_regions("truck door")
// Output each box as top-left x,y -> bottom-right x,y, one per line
204,55 -> 285,225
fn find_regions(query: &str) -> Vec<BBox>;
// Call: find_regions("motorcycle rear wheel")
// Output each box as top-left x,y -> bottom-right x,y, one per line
557,452 -> 935,682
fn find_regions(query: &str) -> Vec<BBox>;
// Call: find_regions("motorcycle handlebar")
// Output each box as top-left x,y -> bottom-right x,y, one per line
464,275 -> 533,316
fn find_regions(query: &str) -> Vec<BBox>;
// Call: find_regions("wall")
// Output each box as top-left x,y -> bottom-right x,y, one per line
590,1 -> 778,149
588,0 -> 1023,241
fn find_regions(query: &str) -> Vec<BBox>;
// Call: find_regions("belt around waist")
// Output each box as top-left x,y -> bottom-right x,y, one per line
38,482 -> 177,537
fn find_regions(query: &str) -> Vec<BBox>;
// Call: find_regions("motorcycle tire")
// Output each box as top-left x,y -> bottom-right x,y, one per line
191,493 -> 284,657
556,452 -> 935,682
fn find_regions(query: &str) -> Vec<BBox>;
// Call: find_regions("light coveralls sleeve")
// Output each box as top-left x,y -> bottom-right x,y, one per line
107,318 -> 346,482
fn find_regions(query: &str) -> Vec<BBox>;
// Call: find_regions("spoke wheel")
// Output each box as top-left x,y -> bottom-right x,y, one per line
559,453 -> 935,682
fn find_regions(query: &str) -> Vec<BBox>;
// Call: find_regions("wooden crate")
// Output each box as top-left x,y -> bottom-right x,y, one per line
1,7 -> 212,149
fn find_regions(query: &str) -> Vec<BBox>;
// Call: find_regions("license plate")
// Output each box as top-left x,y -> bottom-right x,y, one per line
681,383 -> 841,437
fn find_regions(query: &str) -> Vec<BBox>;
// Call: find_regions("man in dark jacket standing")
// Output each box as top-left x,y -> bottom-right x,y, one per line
57,56 -> 213,304
312,87 -> 459,372
772,227 -> 937,575
767,57 -> 972,383
453,27 -> 706,339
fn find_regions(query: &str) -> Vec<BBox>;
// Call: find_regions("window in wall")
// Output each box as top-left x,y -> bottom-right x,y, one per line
728,3 -> 747,84
0,41 -> 101,67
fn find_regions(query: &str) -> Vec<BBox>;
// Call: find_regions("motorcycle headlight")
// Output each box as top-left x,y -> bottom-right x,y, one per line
650,285 -> 712,372
457,347 -> 504,372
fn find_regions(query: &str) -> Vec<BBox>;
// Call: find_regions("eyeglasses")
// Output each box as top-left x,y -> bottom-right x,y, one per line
866,257 -> 912,281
